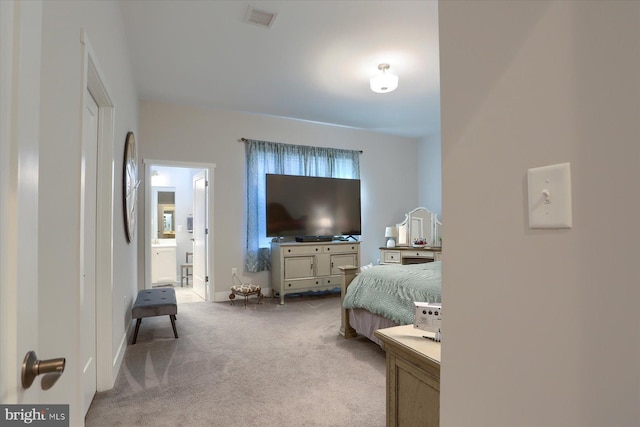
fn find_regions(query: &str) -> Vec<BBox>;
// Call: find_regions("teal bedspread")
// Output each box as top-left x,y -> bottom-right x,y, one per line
342,261 -> 441,325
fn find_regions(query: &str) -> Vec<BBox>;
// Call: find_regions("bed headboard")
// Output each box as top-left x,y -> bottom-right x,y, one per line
397,207 -> 442,247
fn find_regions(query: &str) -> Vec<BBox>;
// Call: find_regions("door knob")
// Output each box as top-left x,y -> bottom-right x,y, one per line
21,351 -> 66,389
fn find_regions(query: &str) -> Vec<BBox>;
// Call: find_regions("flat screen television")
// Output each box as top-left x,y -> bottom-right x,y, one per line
266,174 -> 361,239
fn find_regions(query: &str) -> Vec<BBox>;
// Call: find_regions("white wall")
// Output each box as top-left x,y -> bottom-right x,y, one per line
139,101 -> 421,299
419,133 -> 442,218
37,1 -> 138,422
439,2 -> 640,427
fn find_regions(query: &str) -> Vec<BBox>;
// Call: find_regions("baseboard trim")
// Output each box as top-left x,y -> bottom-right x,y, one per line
112,322 -> 131,381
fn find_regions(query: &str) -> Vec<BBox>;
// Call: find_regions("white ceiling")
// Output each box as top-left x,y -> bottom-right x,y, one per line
120,1 -> 440,139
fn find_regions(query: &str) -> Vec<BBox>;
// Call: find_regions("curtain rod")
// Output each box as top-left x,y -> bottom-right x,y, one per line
239,138 -> 363,153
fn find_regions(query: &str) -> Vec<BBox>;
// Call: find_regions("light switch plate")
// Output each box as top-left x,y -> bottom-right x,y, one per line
527,163 -> 572,228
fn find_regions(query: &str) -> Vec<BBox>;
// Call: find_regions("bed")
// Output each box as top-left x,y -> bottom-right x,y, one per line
340,262 -> 442,344
339,207 -> 442,344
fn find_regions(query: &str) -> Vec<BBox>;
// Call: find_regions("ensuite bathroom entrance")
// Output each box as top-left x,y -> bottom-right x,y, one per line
144,161 -> 214,301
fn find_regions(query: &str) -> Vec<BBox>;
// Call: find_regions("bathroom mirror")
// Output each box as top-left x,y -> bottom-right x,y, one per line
155,189 -> 176,239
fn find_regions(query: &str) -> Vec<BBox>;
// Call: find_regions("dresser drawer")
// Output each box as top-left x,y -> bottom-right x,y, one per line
322,276 -> 340,288
282,245 -> 322,256
323,244 -> 359,254
383,251 -> 401,264
283,277 -> 322,291
282,277 -> 338,291
322,243 -> 358,254
404,250 -> 434,259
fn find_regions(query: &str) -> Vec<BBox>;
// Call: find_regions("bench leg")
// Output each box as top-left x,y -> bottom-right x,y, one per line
170,314 -> 178,339
132,318 -> 142,344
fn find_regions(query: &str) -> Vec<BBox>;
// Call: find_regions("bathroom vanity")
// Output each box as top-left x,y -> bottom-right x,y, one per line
151,240 -> 177,284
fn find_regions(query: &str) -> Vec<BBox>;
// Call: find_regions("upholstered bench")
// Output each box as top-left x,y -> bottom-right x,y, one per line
229,283 -> 263,308
131,288 -> 178,344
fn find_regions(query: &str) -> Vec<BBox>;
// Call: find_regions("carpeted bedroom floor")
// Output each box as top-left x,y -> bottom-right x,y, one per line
85,288 -> 386,426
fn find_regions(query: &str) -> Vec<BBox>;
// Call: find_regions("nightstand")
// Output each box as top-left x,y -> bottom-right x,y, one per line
374,325 -> 441,427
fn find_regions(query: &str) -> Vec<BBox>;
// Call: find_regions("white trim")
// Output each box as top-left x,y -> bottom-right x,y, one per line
80,30 -> 116,393
143,158 -> 217,169
143,159 -> 216,301
113,326 -> 129,371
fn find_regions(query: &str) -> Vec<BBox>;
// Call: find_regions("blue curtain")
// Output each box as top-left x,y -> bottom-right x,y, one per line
244,139 -> 360,272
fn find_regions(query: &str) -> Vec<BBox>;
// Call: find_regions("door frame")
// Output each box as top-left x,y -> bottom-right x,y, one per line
143,160 -> 215,301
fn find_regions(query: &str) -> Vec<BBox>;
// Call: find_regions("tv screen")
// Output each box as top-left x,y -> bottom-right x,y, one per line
266,174 -> 361,238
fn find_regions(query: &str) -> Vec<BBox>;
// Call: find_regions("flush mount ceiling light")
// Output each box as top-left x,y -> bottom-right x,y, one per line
370,63 -> 398,93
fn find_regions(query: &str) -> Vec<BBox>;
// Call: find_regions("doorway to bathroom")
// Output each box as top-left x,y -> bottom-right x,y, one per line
144,160 -> 215,301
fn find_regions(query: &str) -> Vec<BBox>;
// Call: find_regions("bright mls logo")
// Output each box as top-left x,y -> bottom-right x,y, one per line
1,405 -> 68,426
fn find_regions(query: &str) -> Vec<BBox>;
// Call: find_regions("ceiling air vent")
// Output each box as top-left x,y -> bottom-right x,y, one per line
243,5 -> 277,29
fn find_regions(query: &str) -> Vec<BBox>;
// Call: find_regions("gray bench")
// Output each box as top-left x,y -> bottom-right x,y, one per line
131,288 -> 178,344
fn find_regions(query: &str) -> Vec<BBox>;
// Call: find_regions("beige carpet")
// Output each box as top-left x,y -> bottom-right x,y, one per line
85,289 -> 386,426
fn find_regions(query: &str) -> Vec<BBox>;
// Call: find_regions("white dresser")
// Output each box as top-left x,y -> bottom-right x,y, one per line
270,241 -> 360,305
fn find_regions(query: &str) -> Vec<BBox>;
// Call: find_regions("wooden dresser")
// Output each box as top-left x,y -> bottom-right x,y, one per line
270,241 -> 360,305
374,325 -> 441,427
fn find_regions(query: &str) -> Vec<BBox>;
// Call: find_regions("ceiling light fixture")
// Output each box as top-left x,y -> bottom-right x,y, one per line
370,63 -> 398,93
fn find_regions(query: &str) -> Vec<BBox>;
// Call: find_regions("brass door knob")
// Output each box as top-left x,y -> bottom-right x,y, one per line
21,351 -> 66,389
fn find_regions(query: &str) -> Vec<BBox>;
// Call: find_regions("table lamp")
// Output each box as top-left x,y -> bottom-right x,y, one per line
385,226 -> 398,248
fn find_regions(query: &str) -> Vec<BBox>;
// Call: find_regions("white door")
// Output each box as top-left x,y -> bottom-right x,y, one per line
80,87 -> 98,414
192,171 -> 208,299
0,0 -> 43,404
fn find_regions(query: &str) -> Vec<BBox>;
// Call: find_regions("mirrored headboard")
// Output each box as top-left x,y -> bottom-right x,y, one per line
396,207 -> 442,247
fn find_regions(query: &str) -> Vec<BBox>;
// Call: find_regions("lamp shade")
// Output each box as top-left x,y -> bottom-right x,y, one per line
370,73 -> 399,93
370,63 -> 398,93
385,226 -> 398,238
385,226 -> 397,248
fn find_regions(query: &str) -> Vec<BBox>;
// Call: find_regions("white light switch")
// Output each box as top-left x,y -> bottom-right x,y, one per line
527,162 -> 572,228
